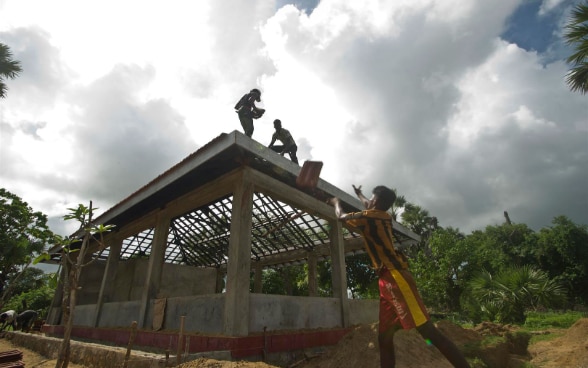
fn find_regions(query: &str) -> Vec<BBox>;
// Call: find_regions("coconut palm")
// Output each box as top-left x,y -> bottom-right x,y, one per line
564,2 -> 588,94
0,43 -> 22,98
468,265 -> 567,324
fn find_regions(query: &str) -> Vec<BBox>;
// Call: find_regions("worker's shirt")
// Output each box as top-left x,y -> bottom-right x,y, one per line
272,128 -> 296,147
236,92 -> 259,117
345,209 -> 409,270
1,310 -> 16,323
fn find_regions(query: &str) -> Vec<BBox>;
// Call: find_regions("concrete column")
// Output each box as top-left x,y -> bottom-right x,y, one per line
47,258 -> 66,325
138,213 -> 170,329
92,236 -> 122,327
330,220 -> 350,327
307,251 -> 318,297
223,175 -> 253,336
253,262 -> 263,293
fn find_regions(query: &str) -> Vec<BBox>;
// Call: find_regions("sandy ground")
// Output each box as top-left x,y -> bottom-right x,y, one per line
1,319 -> 587,367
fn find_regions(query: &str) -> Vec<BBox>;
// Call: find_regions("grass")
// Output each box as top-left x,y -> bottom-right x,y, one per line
520,310 -> 585,344
523,310 -> 585,329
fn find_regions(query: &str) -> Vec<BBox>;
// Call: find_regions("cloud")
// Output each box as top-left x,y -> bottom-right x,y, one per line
0,0 -> 586,237
258,0 -> 587,232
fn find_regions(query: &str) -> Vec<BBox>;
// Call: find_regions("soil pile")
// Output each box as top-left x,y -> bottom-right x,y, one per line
177,358 -> 279,367
290,321 -> 479,368
529,318 -> 588,368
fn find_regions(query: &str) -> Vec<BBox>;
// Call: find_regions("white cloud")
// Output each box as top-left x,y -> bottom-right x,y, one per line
0,0 -> 586,237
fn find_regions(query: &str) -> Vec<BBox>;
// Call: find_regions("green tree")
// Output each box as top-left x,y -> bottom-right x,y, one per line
467,223 -> 537,275
3,273 -> 55,319
345,253 -> 378,298
535,216 -> 588,305
468,265 -> 567,324
6,267 -> 47,297
257,265 -> 309,296
0,188 -> 55,307
410,227 -> 478,312
33,202 -> 114,368
564,1 -> 588,94
0,43 -> 22,98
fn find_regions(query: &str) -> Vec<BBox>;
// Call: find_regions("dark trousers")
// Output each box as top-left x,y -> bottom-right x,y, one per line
270,145 -> 299,164
238,113 -> 254,137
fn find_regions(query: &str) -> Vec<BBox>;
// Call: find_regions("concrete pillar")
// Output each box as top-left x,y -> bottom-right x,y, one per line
330,220 -> 350,327
138,213 -> 170,329
253,262 -> 263,293
223,176 -> 254,336
47,258 -> 66,325
92,236 -> 122,327
307,251 -> 318,297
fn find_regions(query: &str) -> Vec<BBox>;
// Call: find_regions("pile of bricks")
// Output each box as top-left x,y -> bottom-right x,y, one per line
0,350 -> 24,368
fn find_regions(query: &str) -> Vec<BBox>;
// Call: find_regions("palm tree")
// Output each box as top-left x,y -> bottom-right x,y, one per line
468,265 -> 567,324
564,2 -> 588,94
0,43 -> 22,98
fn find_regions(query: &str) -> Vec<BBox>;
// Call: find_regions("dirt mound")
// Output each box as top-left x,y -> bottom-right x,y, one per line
473,321 -> 517,337
292,321 -> 480,368
529,318 -> 588,368
178,357 -> 278,367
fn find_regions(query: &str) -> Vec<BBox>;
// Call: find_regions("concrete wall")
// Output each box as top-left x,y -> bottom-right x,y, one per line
249,294 -> 343,331
75,260 -> 217,304
77,261 -> 107,305
348,299 -> 378,325
158,263 -> 217,298
65,294 -> 378,335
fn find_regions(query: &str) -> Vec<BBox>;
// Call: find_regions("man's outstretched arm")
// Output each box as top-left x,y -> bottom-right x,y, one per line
352,185 -> 370,209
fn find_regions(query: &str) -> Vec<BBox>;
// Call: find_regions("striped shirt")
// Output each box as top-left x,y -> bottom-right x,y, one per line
345,209 -> 409,270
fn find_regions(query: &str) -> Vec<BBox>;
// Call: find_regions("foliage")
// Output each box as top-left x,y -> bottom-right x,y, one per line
3,283 -> 55,319
37,202 -> 115,368
0,43 -> 22,98
523,310 -> 585,329
534,216 -> 588,304
411,227 -> 477,312
0,188 -> 55,305
345,253 -> 378,299
564,1 -> 588,94
258,265 -> 309,296
466,223 -> 537,275
5,267 -> 47,297
468,265 -> 567,324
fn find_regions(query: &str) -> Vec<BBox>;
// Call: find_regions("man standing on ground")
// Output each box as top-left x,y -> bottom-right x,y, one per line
235,88 -> 265,137
268,119 -> 299,164
328,185 -> 470,368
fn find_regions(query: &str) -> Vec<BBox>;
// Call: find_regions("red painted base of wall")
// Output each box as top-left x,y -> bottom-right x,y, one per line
41,325 -> 351,359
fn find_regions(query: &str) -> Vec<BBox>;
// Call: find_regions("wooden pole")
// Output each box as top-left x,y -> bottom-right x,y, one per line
176,315 -> 185,366
123,321 -> 138,368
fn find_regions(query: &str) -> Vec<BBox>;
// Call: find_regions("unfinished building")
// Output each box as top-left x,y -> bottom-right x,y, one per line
43,130 -> 420,358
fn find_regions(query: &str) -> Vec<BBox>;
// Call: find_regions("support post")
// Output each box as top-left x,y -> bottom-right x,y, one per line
138,213 -> 170,329
223,173 -> 254,336
330,220 -> 350,327
93,236 -> 122,327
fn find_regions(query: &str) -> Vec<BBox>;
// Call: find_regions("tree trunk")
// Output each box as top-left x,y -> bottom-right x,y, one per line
55,233 -> 89,368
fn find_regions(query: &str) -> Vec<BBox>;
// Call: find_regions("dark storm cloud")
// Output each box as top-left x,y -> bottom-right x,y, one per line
66,64 -> 196,206
262,1 -> 587,232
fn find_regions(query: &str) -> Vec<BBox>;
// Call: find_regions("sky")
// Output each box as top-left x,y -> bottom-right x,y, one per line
0,0 -> 586,239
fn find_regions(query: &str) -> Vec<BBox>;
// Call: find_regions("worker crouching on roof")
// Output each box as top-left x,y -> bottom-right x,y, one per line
268,119 -> 299,164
